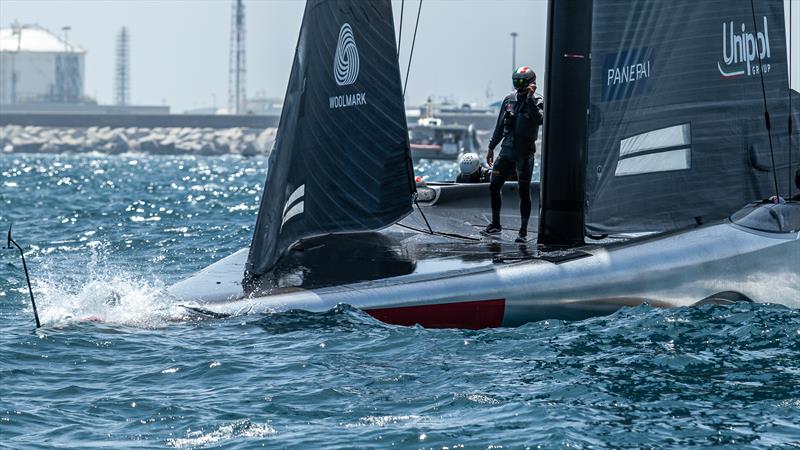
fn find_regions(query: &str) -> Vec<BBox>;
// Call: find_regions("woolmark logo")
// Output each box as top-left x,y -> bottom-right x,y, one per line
718,16 -> 772,78
334,23 -> 359,86
329,23 -> 367,110
280,184 -> 304,230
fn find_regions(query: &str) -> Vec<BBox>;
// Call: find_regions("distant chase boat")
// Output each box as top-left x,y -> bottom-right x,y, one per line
169,0 -> 800,328
408,118 -> 481,163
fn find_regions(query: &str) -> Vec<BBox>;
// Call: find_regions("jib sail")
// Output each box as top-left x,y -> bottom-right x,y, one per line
246,0 -> 414,277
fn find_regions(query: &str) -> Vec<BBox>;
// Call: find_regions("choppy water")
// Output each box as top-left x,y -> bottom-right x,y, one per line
2,154 -> 799,449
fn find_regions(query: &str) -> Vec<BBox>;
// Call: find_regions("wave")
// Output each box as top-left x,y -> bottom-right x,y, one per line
30,271 -> 186,328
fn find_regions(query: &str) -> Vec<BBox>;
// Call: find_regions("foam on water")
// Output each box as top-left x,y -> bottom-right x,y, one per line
13,232 -> 187,327
166,420 -> 277,448
31,270 -> 184,328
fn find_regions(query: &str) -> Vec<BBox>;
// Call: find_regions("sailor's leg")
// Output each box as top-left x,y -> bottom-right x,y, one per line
490,174 -> 506,226
516,155 -> 535,231
518,180 -> 531,229
490,157 -> 511,227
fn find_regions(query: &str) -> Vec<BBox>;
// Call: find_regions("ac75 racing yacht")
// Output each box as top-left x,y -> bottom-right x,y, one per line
168,0 -> 799,328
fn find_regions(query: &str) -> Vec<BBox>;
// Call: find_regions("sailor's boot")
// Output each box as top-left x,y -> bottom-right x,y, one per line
482,223 -> 502,235
515,221 -> 528,243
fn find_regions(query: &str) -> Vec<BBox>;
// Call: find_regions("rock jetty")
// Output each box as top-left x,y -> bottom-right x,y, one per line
0,125 -> 276,156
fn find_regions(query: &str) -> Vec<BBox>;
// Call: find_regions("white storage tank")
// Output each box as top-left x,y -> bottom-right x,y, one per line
0,24 -> 86,104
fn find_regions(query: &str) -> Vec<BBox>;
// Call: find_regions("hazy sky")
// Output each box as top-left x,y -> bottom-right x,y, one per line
0,0 -> 548,111
1,0 -> 798,112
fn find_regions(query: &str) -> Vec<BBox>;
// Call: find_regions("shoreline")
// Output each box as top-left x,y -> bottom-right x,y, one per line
0,125 -> 276,156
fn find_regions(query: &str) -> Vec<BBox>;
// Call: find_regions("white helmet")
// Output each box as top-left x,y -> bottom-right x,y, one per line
459,152 -> 480,175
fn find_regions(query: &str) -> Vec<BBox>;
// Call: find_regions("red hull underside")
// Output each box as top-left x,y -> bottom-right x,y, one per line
365,299 -> 506,329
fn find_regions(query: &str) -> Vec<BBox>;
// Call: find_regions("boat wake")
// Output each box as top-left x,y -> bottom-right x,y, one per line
29,270 -> 187,328
246,303 -> 388,334
20,257 -> 384,329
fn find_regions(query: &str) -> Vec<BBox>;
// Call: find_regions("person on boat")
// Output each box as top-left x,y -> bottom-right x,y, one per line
456,152 -> 491,183
793,168 -> 800,201
483,66 -> 544,242
766,168 -> 800,203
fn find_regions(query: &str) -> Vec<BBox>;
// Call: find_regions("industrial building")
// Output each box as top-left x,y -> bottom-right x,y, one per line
0,24 -> 86,105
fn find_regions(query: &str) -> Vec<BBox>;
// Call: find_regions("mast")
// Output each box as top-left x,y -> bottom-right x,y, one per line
537,0 -> 593,248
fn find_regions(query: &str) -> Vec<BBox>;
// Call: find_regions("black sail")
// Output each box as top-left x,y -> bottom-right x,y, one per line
580,0 -> 792,234
246,0 -> 414,277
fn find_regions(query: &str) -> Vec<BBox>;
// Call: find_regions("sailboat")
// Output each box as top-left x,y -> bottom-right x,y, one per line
168,0 -> 799,328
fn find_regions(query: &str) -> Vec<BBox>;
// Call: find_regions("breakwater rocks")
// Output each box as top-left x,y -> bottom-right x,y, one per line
0,125 -> 276,156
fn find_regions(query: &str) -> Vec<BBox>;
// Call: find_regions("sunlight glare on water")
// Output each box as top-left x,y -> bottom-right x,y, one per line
1,154 -> 799,448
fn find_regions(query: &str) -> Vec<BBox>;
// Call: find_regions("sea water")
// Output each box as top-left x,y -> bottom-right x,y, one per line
1,154 -> 799,448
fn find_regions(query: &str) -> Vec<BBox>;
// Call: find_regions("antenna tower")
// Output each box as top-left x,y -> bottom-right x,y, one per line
228,0 -> 247,114
115,27 -> 130,105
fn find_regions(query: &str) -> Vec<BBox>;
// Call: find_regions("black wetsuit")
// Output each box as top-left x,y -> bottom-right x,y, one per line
456,167 -> 491,183
488,91 -> 544,229
793,177 -> 800,201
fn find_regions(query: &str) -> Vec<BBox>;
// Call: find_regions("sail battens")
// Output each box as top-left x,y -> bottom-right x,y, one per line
615,149 -> 691,177
619,123 -> 691,158
282,185 -> 306,217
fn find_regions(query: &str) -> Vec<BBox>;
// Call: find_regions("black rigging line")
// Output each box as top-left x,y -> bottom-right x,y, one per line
749,0 -> 781,200
403,0 -> 423,98
6,224 -> 40,328
398,0 -> 437,238
397,0 -> 405,56
392,1 -> 481,243
395,222 -> 481,242
789,0 -> 794,199
414,198 -> 434,234
396,0 -> 421,226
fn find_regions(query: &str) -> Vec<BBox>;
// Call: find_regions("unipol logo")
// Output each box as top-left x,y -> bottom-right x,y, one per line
280,184 -> 304,231
718,16 -> 772,78
334,23 -> 359,86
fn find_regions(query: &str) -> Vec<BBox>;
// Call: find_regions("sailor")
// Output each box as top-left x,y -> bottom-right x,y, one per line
456,152 -> 491,183
768,168 -> 800,203
483,66 -> 544,242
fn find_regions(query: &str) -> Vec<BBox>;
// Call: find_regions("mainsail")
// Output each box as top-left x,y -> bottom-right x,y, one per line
246,0 -> 414,277
583,0 -> 792,234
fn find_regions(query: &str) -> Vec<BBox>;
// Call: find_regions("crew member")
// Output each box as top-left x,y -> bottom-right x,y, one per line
483,66 -> 544,242
767,168 -> 800,203
456,152 -> 490,183
793,168 -> 800,201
